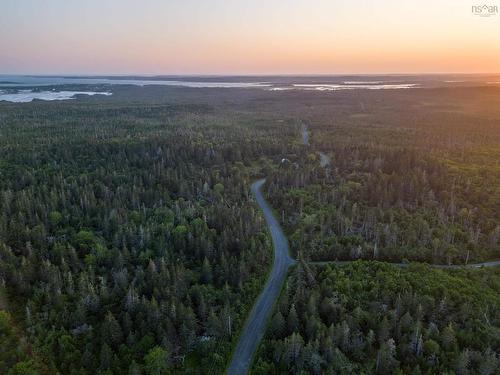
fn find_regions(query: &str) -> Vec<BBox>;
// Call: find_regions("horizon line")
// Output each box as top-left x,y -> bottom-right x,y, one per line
2,72 -> 500,78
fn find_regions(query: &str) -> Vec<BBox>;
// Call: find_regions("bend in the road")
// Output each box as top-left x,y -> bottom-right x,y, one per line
226,179 -> 295,375
227,125 -> 499,375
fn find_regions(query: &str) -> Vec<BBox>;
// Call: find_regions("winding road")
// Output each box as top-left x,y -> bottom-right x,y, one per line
226,125 -> 499,374
226,179 -> 295,375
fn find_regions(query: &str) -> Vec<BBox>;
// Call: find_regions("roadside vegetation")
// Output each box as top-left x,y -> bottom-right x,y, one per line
1,85 -> 499,374
265,88 -> 500,265
251,261 -> 500,374
0,91 -> 298,374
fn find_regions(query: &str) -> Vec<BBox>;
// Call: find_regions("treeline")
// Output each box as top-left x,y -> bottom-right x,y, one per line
0,99 -> 295,374
252,261 -> 500,374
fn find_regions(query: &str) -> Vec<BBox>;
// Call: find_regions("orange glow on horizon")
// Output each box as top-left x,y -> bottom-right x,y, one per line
1,0 -> 499,74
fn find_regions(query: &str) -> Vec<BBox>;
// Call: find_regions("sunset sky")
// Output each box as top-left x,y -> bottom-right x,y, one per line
1,0 -> 499,75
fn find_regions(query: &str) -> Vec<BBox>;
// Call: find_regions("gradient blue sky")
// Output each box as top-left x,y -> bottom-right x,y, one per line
1,0 -> 499,74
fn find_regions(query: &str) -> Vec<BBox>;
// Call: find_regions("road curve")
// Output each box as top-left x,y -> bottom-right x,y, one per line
227,125 -> 499,374
226,179 -> 296,375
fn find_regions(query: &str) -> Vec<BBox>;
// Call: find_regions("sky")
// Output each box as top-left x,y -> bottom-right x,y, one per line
1,0 -> 499,75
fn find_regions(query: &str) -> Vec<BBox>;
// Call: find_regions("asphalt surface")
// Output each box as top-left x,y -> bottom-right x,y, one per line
227,126 -> 499,375
226,179 -> 295,375
309,260 -> 500,268
429,260 -> 500,268
302,124 -> 309,145
319,151 -> 331,168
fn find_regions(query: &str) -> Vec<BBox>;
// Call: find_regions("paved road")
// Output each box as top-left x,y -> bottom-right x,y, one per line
227,125 -> 499,375
226,179 -> 295,375
319,152 -> 331,168
309,260 -> 500,269
428,260 -> 500,268
302,124 -> 309,145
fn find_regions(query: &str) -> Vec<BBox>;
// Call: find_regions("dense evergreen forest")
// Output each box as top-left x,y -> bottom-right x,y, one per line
0,90 -> 296,374
1,84 -> 500,374
251,86 -> 500,374
265,87 -> 500,264
251,262 -> 500,374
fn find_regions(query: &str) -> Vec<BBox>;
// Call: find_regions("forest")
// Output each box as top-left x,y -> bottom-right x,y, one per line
265,87 -> 500,265
1,84 -> 499,374
251,261 -> 500,374
0,90 -> 296,374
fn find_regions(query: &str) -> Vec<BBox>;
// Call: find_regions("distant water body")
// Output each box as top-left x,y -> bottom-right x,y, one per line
0,76 -> 497,102
0,76 -> 271,88
293,83 -> 418,90
0,76 -> 418,90
0,90 -> 112,103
